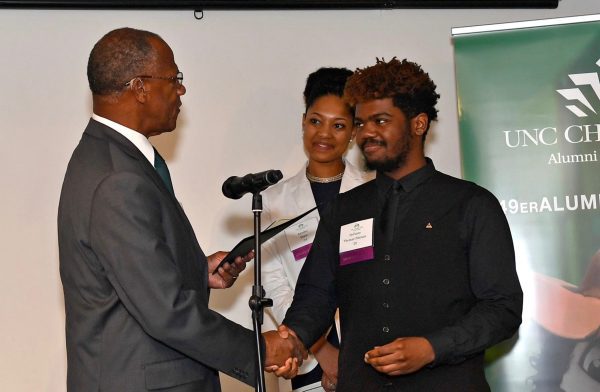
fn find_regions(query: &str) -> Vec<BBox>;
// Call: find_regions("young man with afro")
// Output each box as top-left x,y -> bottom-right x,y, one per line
280,58 -> 523,391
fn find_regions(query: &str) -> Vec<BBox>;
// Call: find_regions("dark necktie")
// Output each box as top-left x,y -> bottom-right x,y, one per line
154,149 -> 175,195
381,182 -> 403,245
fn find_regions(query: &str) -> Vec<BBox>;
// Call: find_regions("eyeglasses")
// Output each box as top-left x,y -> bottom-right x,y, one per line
125,71 -> 183,87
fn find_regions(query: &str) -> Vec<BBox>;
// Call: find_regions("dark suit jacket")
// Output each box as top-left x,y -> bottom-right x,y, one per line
58,119 -> 257,391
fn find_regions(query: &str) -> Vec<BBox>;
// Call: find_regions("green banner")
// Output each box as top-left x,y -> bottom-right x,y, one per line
453,16 -> 600,391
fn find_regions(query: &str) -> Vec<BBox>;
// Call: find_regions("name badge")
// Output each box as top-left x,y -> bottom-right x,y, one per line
285,216 -> 319,261
339,218 -> 374,266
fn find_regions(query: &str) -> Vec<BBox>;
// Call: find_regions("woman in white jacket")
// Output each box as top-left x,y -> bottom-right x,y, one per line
262,67 -> 374,391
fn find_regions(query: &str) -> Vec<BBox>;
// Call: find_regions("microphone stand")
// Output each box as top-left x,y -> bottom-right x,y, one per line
248,192 -> 272,392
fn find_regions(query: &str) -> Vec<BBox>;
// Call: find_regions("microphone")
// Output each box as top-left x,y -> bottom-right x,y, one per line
222,170 -> 283,199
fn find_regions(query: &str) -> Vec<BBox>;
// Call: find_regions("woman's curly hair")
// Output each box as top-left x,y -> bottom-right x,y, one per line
344,58 -> 440,133
303,67 -> 353,111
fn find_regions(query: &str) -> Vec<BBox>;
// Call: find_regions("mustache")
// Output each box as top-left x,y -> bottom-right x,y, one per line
360,138 -> 386,149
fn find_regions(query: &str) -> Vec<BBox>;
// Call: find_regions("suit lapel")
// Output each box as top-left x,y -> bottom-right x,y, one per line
340,161 -> 374,194
288,166 -> 317,215
84,119 -> 192,229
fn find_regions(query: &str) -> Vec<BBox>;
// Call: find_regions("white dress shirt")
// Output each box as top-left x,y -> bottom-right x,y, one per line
92,113 -> 156,166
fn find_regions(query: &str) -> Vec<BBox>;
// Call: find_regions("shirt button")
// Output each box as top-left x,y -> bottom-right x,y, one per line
383,278 -> 390,285
382,326 -> 390,333
384,254 -> 391,261
382,302 -> 390,308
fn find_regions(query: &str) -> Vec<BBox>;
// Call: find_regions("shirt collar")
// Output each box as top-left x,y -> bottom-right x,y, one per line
92,113 -> 155,166
376,157 -> 436,197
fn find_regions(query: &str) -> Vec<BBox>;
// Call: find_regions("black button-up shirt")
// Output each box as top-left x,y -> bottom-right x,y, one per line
284,159 -> 523,391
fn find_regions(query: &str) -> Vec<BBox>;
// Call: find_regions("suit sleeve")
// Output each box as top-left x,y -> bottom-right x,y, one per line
89,171 -> 257,386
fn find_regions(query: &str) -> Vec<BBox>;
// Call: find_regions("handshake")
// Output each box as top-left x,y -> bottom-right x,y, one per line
263,325 -> 308,378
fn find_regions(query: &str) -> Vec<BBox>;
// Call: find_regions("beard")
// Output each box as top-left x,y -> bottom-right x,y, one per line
361,134 -> 412,173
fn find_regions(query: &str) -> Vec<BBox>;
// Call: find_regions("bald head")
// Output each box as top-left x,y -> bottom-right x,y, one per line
87,27 -> 162,96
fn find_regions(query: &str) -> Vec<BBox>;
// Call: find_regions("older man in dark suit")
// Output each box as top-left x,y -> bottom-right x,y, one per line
58,27 -> 303,392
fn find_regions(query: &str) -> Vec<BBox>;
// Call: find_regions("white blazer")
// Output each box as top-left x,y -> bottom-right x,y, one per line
261,160 -> 374,379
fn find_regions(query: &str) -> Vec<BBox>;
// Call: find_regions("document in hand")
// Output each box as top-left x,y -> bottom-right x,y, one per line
213,206 -> 318,273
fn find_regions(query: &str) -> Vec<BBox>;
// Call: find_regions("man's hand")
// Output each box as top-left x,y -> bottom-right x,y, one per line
264,357 -> 299,379
364,337 -> 435,376
207,250 -> 254,289
276,324 -> 297,339
263,326 -> 308,379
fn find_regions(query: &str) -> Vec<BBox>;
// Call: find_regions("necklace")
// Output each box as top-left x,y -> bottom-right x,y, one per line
306,168 -> 344,183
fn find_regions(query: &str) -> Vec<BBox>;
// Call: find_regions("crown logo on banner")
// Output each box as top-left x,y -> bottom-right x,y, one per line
556,59 -> 600,118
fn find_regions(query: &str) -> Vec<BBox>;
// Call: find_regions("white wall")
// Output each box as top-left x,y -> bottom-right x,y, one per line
1,2 -> 598,391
